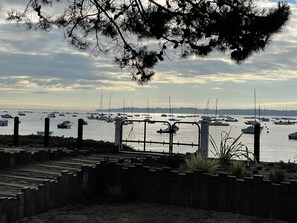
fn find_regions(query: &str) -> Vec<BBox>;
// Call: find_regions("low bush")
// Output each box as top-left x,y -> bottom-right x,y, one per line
229,161 -> 245,178
210,130 -> 253,167
185,152 -> 219,174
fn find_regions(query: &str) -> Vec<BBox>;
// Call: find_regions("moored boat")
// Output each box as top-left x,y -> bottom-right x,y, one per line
0,120 -> 8,127
288,132 -> 297,140
87,114 -> 98,120
18,112 -> 26,116
168,117 -> 181,122
244,120 -> 260,125
242,125 -> 263,134
57,121 -> 72,129
1,114 -> 13,118
273,120 -> 295,125
47,113 -> 56,118
209,120 -> 230,126
157,125 -> 179,134
259,117 -> 270,122
224,117 -> 238,122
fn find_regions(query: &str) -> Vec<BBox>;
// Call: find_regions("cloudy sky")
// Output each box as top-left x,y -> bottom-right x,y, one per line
0,0 -> 297,111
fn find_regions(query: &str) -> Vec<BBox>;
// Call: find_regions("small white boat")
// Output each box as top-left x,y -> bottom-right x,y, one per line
98,115 -> 109,121
168,118 -> 181,122
224,117 -> 238,122
18,112 -> 26,116
87,114 -> 98,120
57,121 -> 72,129
288,132 -> 297,140
105,116 -> 114,123
0,120 -> 8,127
209,120 -> 230,126
259,117 -> 270,122
273,120 -> 295,125
47,113 -> 56,118
157,125 -> 179,134
1,114 -> 13,118
123,120 -> 133,125
242,125 -> 263,134
244,120 -> 260,125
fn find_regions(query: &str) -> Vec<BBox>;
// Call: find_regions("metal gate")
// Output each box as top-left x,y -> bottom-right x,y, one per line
119,120 -> 201,154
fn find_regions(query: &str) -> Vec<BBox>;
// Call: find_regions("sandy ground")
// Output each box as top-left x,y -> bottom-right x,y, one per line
13,201 -> 289,223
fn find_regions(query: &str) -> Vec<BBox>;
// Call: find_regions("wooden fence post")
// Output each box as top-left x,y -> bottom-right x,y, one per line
254,124 -> 260,162
200,121 -> 209,157
14,117 -> 19,146
114,117 -> 123,151
44,118 -> 50,147
77,118 -> 84,150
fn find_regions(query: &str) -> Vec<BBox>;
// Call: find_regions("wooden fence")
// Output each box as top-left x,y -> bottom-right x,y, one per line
0,153 -> 296,222
105,160 -> 297,222
8,117 -> 86,149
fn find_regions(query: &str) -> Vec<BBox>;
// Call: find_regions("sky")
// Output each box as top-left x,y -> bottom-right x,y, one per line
0,0 -> 297,112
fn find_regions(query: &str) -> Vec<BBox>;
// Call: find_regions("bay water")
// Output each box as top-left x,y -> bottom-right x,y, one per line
1,110 -> 297,163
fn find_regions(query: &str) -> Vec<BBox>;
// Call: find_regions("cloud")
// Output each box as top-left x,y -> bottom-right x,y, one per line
0,0 -> 296,110
1,2 -> 296,88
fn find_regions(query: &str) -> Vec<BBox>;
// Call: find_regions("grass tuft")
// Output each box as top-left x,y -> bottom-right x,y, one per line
229,161 -> 245,178
185,152 -> 219,174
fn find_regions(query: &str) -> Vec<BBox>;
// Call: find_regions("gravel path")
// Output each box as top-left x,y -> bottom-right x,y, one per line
13,201 -> 289,223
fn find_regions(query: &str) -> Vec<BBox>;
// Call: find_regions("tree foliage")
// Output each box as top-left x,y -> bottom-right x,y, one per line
7,0 -> 290,83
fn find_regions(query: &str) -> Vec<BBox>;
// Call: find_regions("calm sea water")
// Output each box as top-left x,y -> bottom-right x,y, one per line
1,110 -> 297,163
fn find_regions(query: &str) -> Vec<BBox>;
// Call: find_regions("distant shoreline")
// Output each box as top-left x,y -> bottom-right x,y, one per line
96,107 -> 297,117
1,107 -> 297,117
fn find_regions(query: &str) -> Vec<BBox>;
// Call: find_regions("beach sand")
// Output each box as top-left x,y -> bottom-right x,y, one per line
13,201 -> 288,223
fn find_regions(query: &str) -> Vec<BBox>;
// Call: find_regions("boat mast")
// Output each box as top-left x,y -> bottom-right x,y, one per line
204,99 -> 209,117
108,94 -> 111,115
99,92 -> 103,114
123,98 -> 125,114
215,99 -> 218,121
169,96 -> 172,117
254,88 -> 256,121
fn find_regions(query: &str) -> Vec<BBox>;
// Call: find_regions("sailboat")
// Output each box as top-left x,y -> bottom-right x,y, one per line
258,105 -> 270,122
242,89 -> 263,134
168,96 -> 180,122
157,96 -> 179,134
97,92 -> 108,121
105,94 -> 114,123
143,99 -> 152,121
208,99 -> 229,126
157,125 -> 179,134
201,99 -> 211,121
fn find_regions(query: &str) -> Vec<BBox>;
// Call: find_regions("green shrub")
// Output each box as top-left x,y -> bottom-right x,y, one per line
185,152 -> 219,174
0,134 -> 123,153
229,161 -> 245,178
269,169 -> 285,184
278,160 -> 297,173
210,130 -> 253,167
